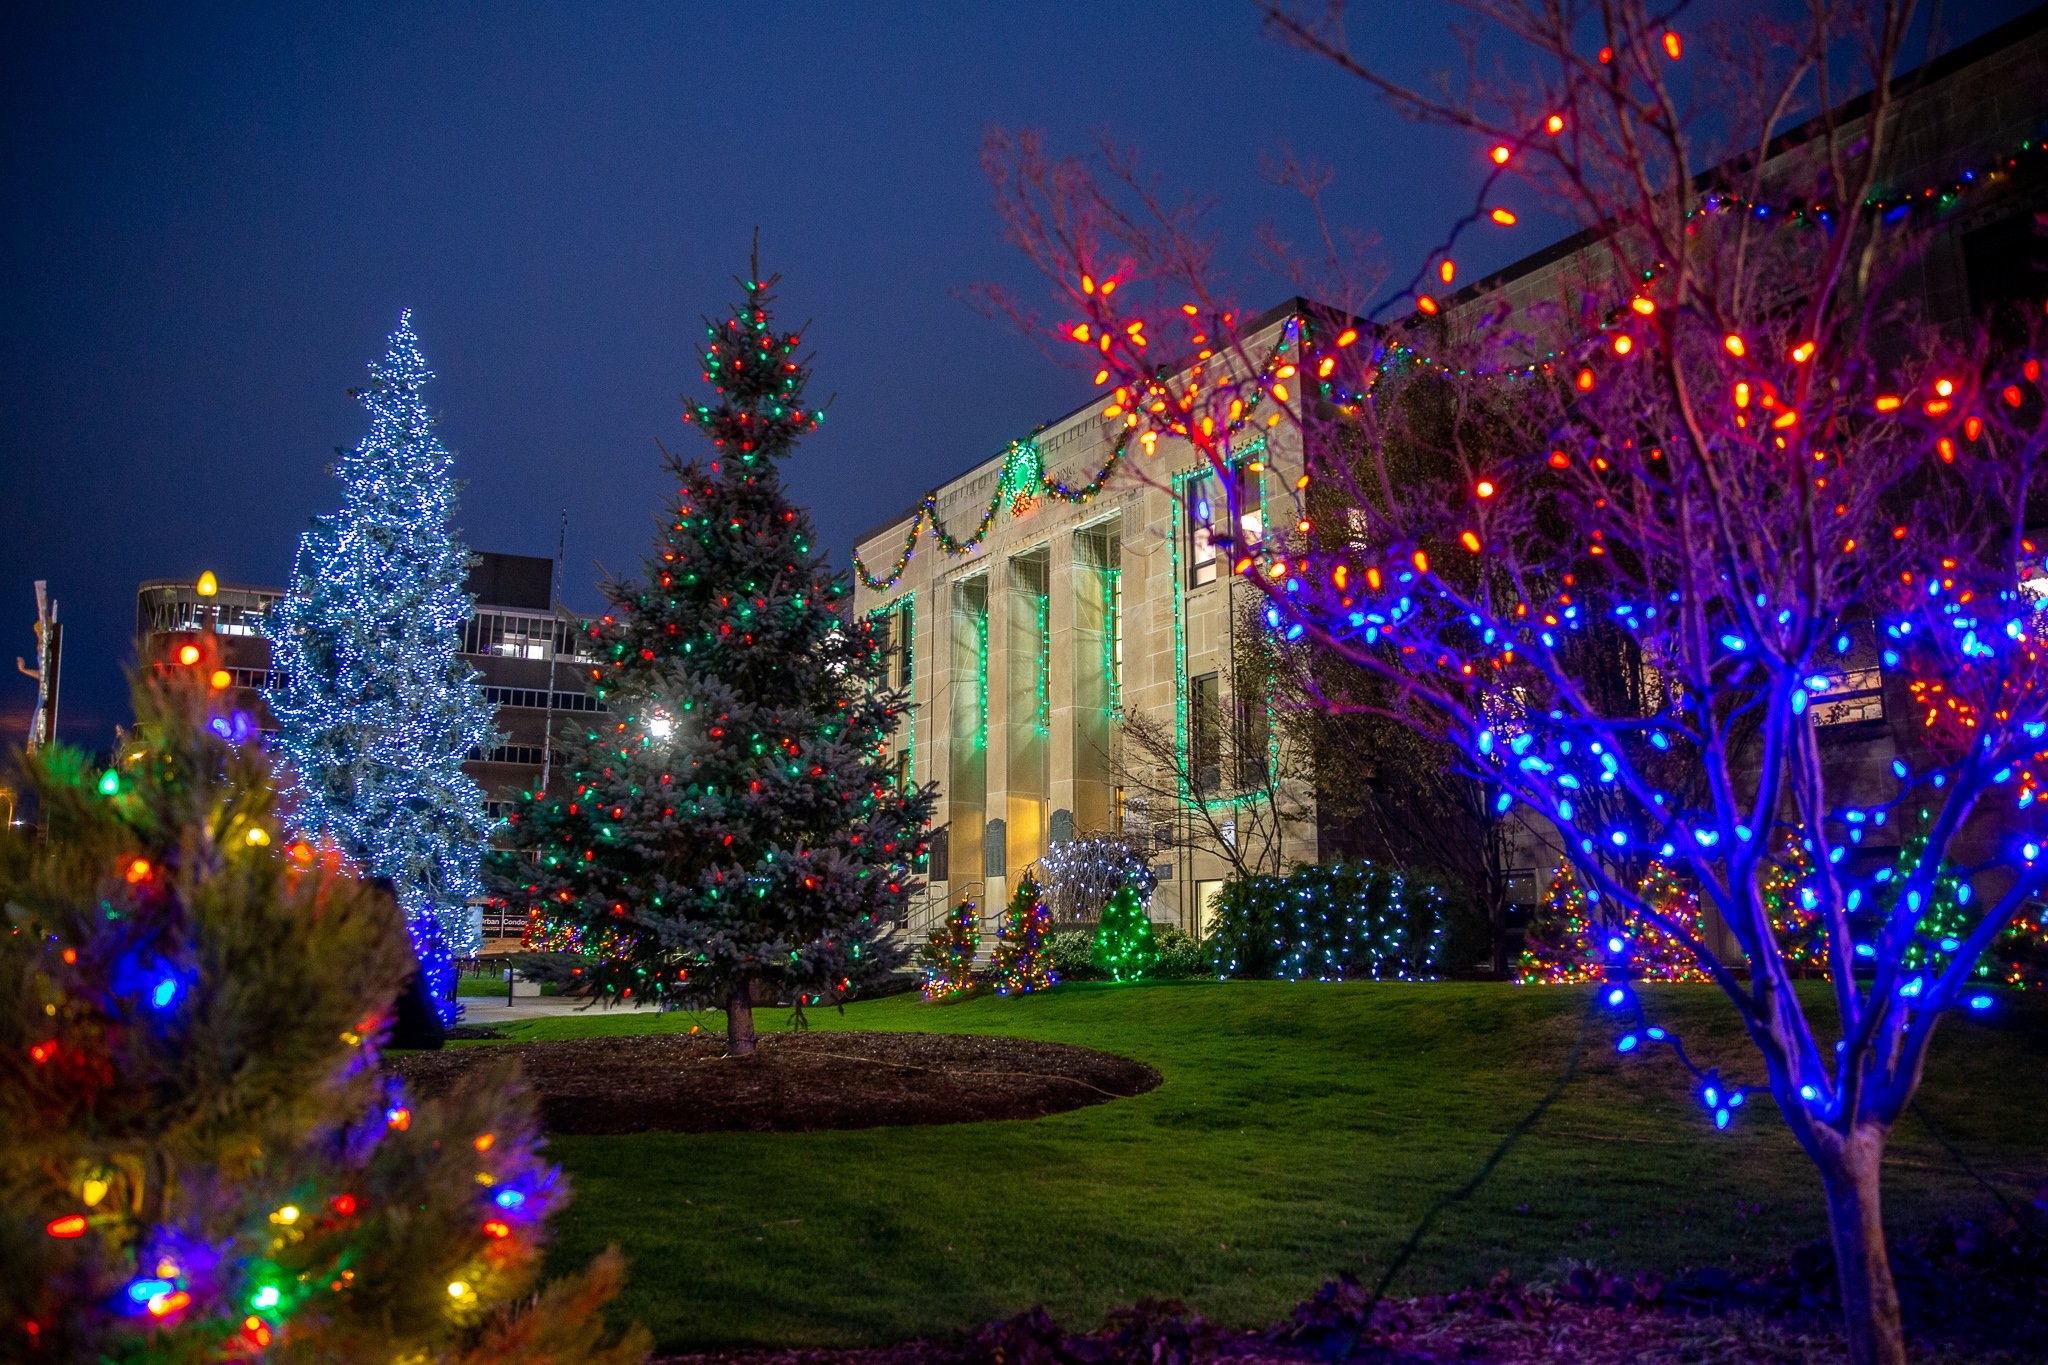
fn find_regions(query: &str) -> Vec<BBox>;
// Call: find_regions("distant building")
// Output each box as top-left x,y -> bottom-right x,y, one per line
136,551 -> 603,942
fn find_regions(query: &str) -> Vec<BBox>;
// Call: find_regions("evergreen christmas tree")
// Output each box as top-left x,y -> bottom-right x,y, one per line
1880,828 -> 1984,977
263,312 -> 497,1028
1091,885 -> 1159,982
495,262 -> 933,1055
992,874 -> 1056,994
1762,830 -> 1825,976
1517,863 -> 1708,984
0,646 -> 646,1364
921,898 -> 979,1000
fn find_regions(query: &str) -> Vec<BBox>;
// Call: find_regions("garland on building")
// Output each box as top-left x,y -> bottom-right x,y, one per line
1518,862 -> 1710,985
853,434 -> 1131,590
851,328 -> 1302,592
1091,884 -> 1159,982
921,898 -> 980,999
992,874 -> 1057,995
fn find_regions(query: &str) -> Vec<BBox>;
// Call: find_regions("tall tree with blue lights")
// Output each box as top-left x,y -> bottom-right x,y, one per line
989,3 -> 2048,1358
495,260 -> 933,1055
264,311 -> 497,1028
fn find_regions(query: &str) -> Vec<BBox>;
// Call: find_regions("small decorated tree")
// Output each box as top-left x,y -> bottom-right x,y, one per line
0,646 -> 645,1364
992,874 -> 1057,994
921,898 -> 980,999
493,261 -> 933,1055
1091,884 -> 1159,982
1761,831 -> 1823,975
1518,863 -> 1708,985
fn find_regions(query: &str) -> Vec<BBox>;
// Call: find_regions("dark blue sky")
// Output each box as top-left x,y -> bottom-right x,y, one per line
3,1 -> 2034,746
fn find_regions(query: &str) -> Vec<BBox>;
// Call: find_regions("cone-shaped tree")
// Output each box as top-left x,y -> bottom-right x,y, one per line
992,874 -> 1056,994
921,898 -> 979,1000
0,644 -> 646,1364
495,263 -> 933,1054
1091,885 -> 1159,982
263,311 -> 497,1027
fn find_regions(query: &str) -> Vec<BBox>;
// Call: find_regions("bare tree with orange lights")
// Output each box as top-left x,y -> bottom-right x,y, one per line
983,4 -> 2048,1360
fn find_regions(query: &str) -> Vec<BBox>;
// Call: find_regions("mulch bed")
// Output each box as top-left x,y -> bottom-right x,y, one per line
386,1031 -> 1159,1135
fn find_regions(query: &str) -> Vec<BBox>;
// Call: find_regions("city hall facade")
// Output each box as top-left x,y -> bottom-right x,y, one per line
850,309 -> 1321,935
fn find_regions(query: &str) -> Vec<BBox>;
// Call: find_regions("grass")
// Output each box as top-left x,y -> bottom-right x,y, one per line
455,972 -> 559,997
487,982 -> 2046,1350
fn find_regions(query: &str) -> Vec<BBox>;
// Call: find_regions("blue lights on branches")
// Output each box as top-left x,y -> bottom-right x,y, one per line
263,311 -> 497,1026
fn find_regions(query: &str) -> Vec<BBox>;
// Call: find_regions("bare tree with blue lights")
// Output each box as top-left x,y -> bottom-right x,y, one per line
264,311 -> 497,1028
986,3 -> 2048,1359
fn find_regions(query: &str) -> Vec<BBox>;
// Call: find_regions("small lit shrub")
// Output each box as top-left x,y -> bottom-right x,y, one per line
1092,885 -> 1160,981
1208,862 -> 1443,981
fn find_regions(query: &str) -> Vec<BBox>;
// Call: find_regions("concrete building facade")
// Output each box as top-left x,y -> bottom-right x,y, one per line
851,313 -> 1321,936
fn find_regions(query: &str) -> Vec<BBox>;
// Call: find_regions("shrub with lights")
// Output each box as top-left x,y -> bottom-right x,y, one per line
263,311 -> 498,1029
492,261 -> 933,1056
1090,885 -> 1160,982
1036,832 -> 1157,924
1208,862 -> 1443,981
921,898 -> 980,1000
992,874 -> 1057,994
989,3 -> 2048,1355
0,648 -> 646,1364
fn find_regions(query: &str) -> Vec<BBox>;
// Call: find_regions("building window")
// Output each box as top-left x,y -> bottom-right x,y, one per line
1234,692 -> 1271,789
461,612 -> 596,662
1812,620 -> 1885,727
1187,473 -> 1220,585
1186,468 -> 1263,587
894,748 -> 912,789
1190,672 -> 1222,793
469,744 -> 550,766
1196,879 -> 1225,934
478,685 -> 605,712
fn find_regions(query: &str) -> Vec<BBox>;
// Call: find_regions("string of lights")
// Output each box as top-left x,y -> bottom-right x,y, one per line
262,312 -> 497,1025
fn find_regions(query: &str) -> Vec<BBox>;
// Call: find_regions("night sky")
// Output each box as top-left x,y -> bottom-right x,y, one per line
3,1 -> 2033,749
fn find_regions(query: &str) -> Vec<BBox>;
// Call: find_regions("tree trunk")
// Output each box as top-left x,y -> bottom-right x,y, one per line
1818,1124 -> 1906,1365
1488,888 -> 1510,979
726,979 -> 757,1057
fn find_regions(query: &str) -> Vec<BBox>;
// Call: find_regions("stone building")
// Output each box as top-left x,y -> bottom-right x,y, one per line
851,309 -> 1321,936
852,7 -> 2048,950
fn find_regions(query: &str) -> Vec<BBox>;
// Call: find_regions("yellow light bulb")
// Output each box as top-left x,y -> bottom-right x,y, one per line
196,571 -> 218,598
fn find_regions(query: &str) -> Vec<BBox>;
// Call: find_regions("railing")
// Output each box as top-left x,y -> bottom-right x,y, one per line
905,882 -> 982,942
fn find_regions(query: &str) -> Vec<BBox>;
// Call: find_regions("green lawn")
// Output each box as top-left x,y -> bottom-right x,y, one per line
490,982 -> 2046,1350
455,972 -> 559,997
